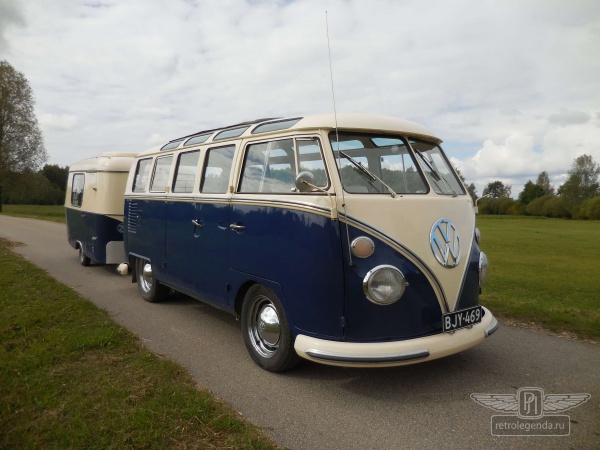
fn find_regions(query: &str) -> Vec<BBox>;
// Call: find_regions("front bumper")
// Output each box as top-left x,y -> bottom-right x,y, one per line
294,306 -> 498,368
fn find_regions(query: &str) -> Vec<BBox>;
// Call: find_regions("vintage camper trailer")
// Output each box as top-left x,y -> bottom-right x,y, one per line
65,152 -> 137,266
123,114 -> 497,372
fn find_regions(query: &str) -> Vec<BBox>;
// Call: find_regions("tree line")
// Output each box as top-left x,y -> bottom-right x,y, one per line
474,154 -> 600,220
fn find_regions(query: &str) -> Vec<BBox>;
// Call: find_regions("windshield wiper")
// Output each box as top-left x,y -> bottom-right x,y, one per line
416,151 -> 442,182
416,151 -> 458,197
339,151 -> 397,197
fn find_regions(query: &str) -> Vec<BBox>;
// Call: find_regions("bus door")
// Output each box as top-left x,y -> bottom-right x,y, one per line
165,145 -> 235,307
228,137 -> 345,339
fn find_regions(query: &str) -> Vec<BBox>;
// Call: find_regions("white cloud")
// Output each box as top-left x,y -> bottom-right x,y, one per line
0,0 -> 598,188
38,113 -> 78,131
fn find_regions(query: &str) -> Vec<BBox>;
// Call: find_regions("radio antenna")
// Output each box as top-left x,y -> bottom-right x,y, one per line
326,11 -> 339,135
326,11 -> 353,266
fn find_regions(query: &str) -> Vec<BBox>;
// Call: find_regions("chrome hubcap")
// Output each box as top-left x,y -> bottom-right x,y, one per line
248,296 -> 281,358
140,262 -> 153,293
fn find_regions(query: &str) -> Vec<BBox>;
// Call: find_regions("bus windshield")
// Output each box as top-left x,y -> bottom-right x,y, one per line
329,132 -> 464,196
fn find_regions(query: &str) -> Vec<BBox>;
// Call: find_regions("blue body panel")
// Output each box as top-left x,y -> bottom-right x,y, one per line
165,199 -> 231,307
229,202 -> 345,339
66,208 -> 124,264
341,223 -> 444,341
124,198 -> 482,343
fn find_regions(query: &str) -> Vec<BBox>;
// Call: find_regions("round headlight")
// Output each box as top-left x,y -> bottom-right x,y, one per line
479,251 -> 489,286
475,228 -> 481,244
363,265 -> 407,305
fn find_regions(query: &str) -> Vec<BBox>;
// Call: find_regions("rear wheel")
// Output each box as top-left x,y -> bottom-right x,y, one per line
136,258 -> 169,303
241,285 -> 300,372
78,247 -> 91,266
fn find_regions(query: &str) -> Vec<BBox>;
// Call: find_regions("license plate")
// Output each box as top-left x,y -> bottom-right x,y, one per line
443,306 -> 482,333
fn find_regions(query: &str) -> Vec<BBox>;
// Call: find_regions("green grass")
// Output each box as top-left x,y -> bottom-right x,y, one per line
0,238 -> 280,449
1,204 -> 66,223
477,216 -> 600,341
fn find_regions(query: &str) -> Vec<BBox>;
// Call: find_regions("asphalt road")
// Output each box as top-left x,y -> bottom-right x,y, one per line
1,215 -> 598,449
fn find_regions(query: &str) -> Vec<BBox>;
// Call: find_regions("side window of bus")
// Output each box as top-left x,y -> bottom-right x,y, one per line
239,139 -> 296,193
71,173 -> 84,207
297,138 -> 328,188
173,150 -> 200,193
133,158 -> 153,193
200,145 -> 235,194
150,156 -> 173,192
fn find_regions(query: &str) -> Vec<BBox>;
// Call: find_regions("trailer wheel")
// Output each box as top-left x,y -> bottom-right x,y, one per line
78,247 -> 91,266
136,258 -> 168,303
241,285 -> 300,372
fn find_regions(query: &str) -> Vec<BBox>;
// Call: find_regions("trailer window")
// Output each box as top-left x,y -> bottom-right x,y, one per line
173,150 -> 200,193
150,156 -> 173,192
71,173 -> 84,207
201,145 -> 235,194
133,158 -> 152,193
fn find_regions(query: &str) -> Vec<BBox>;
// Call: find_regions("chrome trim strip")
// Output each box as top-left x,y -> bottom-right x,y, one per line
305,348 -> 430,364
485,318 -> 499,337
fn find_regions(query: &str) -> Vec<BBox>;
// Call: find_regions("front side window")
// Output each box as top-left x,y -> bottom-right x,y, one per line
173,151 -> 200,193
133,158 -> 152,193
239,137 -> 328,193
201,145 -> 235,194
71,173 -> 84,207
330,132 -> 428,194
150,156 -> 173,192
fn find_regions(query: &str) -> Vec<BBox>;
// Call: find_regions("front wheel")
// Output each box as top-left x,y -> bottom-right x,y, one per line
136,258 -> 169,303
241,285 -> 300,372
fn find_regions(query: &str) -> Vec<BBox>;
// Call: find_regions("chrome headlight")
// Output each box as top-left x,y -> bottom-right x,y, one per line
363,265 -> 407,305
479,251 -> 489,286
475,228 -> 481,244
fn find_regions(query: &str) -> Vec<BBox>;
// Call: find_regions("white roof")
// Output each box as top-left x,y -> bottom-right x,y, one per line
136,113 -> 441,158
69,152 -> 138,173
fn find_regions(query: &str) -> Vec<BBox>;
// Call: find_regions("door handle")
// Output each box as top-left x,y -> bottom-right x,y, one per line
229,223 -> 245,232
192,219 -> 204,228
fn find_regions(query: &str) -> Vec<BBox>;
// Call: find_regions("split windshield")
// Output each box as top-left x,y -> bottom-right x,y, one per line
329,132 -> 465,196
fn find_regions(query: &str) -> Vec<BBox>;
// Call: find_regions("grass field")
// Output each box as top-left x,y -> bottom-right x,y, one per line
1,204 -> 66,223
0,238 -> 279,449
477,215 -> 600,341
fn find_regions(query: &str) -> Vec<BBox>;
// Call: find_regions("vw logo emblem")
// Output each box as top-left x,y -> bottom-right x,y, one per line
430,219 -> 461,268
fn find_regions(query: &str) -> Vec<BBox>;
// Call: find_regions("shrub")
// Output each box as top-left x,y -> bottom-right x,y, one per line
525,195 -> 555,216
579,196 -> 600,220
542,197 -> 570,218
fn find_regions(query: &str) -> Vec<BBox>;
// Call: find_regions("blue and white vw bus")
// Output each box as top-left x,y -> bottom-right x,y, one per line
123,114 -> 497,372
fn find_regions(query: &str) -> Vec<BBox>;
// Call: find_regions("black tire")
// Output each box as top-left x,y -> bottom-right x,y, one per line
136,258 -> 169,303
78,247 -> 91,266
241,285 -> 300,372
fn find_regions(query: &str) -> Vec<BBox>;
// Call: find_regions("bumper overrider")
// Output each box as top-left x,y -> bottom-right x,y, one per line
294,307 -> 498,368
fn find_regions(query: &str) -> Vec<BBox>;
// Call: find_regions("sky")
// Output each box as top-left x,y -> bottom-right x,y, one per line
1,0 -> 599,197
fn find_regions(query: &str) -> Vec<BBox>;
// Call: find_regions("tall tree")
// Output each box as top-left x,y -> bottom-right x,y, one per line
536,171 -> 555,196
0,60 -> 47,211
518,180 -> 545,205
483,180 -> 512,198
558,154 -> 600,210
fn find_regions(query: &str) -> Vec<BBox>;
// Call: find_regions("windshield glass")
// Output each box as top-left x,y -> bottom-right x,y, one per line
409,139 -> 465,195
330,132 -> 428,194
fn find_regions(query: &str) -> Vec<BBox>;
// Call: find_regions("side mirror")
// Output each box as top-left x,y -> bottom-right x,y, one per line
295,171 -> 316,193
